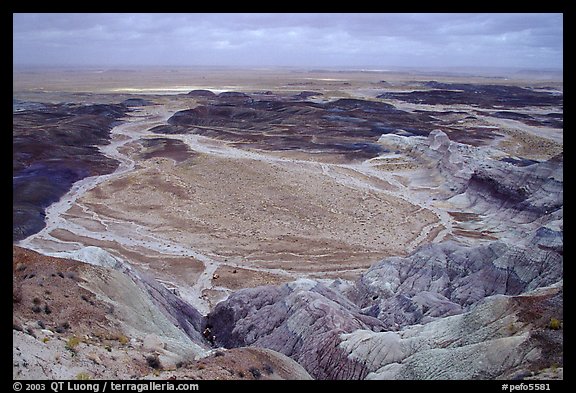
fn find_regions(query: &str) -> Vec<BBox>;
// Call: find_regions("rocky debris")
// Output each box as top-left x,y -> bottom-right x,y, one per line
500,157 -> 540,167
12,246 -> 110,340
13,246 -> 142,379
122,98 -> 153,107
163,347 -> 312,380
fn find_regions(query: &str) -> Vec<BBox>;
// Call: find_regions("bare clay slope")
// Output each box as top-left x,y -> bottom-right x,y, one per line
207,131 -> 563,380
12,246 -> 312,380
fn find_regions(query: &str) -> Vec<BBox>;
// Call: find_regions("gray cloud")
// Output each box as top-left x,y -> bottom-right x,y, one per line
13,13 -> 563,69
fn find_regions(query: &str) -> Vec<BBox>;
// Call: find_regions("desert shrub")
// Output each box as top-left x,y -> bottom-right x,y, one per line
65,336 -> 81,354
507,321 -> 519,334
549,317 -> 562,330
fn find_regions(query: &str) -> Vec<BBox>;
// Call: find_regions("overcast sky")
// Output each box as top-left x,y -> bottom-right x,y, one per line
13,13 -> 563,70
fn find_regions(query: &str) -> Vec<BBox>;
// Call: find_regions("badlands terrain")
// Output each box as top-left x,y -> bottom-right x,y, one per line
13,67 -> 563,380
